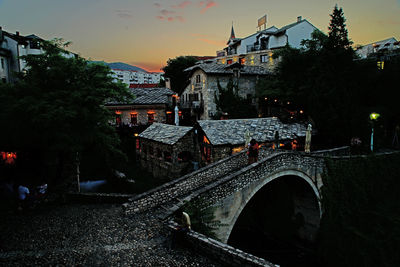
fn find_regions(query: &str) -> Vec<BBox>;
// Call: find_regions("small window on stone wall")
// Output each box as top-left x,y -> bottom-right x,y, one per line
178,151 -> 192,162
164,151 -> 172,162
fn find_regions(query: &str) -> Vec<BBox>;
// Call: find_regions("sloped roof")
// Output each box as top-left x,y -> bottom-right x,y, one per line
184,62 -> 270,75
198,118 -> 306,146
107,87 -> 175,105
139,123 -> 193,145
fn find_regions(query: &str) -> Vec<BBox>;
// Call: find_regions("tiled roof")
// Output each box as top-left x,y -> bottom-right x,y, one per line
106,87 -> 175,105
198,118 -> 306,146
129,84 -> 159,88
139,123 -> 193,145
184,62 -> 270,75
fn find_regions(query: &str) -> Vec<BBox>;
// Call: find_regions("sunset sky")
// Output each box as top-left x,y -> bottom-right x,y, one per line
1,0 -> 399,72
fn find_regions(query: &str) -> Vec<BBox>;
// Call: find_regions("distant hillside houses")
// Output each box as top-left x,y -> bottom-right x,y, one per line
111,68 -> 162,88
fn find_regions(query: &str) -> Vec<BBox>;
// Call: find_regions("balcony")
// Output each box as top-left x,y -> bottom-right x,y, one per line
246,44 -> 268,53
180,100 -> 204,110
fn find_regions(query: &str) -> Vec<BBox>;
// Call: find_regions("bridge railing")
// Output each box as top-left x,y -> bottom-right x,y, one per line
125,148 -> 257,214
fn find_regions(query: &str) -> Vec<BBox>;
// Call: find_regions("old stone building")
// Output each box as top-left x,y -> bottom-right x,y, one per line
181,62 -> 270,120
197,117 -> 306,163
138,123 -> 198,179
106,87 -> 178,129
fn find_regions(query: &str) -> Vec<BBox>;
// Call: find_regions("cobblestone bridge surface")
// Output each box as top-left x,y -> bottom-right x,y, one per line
0,203 -> 221,266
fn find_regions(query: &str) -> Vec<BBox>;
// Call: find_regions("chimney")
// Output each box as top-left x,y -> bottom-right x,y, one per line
0,27 -> 3,41
165,78 -> 171,90
297,16 -> 302,22
16,31 -> 20,36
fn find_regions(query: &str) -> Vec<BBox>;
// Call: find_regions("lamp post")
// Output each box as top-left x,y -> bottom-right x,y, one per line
369,112 -> 380,152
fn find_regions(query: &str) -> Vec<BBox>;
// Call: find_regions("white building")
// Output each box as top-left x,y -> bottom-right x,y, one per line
111,69 -> 162,87
0,27 -> 44,83
356,37 -> 399,59
216,16 -> 318,71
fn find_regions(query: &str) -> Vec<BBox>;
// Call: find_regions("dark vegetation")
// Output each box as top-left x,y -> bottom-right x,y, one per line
319,152 -> 400,267
256,5 -> 400,148
162,56 -> 198,94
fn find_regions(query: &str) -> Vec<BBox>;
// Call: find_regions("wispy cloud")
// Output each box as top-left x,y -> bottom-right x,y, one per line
199,0 -> 218,13
116,10 -> 133,19
154,1 -> 218,23
172,1 -> 192,9
191,33 -> 225,46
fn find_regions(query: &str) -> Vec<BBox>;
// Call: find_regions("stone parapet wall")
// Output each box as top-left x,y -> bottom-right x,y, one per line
167,221 -> 276,267
125,149 -> 250,214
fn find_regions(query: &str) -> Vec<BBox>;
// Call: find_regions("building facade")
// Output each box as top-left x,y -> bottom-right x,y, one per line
138,123 -> 197,178
111,69 -> 162,87
356,37 -> 399,59
180,62 -> 270,120
0,27 -> 44,83
105,87 -> 178,128
215,17 -> 318,71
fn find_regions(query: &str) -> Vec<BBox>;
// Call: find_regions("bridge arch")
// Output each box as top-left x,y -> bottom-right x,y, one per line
216,169 -> 322,243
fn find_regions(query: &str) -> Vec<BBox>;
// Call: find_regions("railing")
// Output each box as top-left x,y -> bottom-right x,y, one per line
246,44 -> 268,53
180,100 -> 204,110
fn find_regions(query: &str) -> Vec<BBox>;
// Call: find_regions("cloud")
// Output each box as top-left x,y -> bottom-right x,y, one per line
199,0 -> 218,13
116,10 -> 133,19
191,34 -> 225,46
172,1 -> 192,9
160,9 -> 176,16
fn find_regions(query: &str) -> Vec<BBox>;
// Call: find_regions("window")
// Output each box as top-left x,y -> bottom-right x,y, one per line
164,151 -> 172,162
1,58 -> 4,70
30,41 -> 40,49
166,111 -> 173,124
227,59 -> 233,65
377,61 -> 384,70
240,57 -> 246,65
195,74 -> 201,84
260,55 -> 268,63
130,113 -> 138,124
189,93 -> 199,101
148,113 -> 155,124
136,139 -> 140,150
115,114 -> 121,125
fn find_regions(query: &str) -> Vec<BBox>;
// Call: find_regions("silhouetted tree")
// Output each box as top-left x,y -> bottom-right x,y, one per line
162,56 -> 198,94
328,5 -> 352,49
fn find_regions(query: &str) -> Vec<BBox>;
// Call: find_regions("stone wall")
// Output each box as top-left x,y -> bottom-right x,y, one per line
139,131 -> 197,179
167,221 -> 276,267
107,104 -> 168,125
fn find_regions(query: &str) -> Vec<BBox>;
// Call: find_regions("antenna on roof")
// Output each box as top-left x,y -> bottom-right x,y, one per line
257,15 -> 267,32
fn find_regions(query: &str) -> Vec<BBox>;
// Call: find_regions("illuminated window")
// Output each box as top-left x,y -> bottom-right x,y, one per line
227,59 -> 233,65
166,111 -> 173,124
240,57 -> 246,65
377,61 -> 384,70
136,139 -> 140,150
115,113 -> 121,125
130,113 -> 137,124
195,74 -> 201,84
260,55 -> 268,63
147,112 -> 155,124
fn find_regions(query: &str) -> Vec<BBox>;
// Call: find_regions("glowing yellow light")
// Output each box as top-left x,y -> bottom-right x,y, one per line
370,112 -> 380,120
300,110 -> 304,114
134,133 -> 139,137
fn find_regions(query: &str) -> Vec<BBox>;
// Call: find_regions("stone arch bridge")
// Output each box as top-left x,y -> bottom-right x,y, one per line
125,147 -> 349,242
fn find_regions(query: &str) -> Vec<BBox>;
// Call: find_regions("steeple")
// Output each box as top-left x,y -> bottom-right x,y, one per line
230,23 -> 236,39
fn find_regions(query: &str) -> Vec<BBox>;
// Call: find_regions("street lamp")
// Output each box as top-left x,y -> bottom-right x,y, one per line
369,112 -> 380,152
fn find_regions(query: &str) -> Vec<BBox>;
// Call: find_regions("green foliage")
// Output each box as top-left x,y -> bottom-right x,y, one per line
181,197 -> 225,240
162,56 -> 198,94
318,153 -> 400,266
256,6 -> 399,147
328,5 -> 353,49
0,39 -> 133,183
215,78 -> 257,119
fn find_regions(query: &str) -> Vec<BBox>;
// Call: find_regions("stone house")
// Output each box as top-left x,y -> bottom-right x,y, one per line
196,117 -> 306,163
105,87 -> 178,129
138,123 -> 197,179
181,62 -> 270,120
